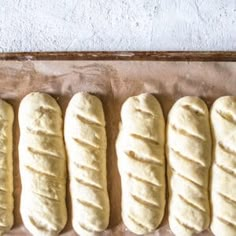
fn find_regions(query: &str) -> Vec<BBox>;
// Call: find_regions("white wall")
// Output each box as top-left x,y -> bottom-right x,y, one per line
0,0 -> 235,52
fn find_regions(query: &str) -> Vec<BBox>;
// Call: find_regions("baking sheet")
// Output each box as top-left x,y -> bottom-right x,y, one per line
0,60 -> 235,235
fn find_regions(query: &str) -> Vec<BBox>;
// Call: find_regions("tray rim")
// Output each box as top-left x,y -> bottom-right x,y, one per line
0,51 -> 236,61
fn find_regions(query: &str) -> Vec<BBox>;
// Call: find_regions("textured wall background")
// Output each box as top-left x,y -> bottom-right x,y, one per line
0,0 -> 235,52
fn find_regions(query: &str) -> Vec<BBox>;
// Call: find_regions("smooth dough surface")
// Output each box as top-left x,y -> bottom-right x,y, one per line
18,92 -> 67,236
210,96 -> 236,236
0,100 -> 14,235
116,93 -> 166,235
64,92 -> 109,235
167,96 -> 211,236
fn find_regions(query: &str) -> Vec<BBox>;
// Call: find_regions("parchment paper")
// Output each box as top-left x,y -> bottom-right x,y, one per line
0,60 -> 235,236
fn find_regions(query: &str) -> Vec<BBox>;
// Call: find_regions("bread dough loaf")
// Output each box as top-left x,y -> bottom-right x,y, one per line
64,92 -> 109,235
18,92 -> 67,236
210,96 -> 236,236
0,100 -> 14,235
116,93 -> 166,235
166,96 -> 211,236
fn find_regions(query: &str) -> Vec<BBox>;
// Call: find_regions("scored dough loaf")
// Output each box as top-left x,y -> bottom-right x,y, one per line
64,92 -> 109,235
0,100 -> 14,235
116,93 -> 166,235
210,96 -> 236,236
18,92 -> 67,236
166,96 -> 211,236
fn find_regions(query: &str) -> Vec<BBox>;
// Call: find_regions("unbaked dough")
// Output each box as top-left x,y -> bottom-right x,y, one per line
18,92 -> 67,236
0,100 -> 14,235
64,92 -> 109,235
210,96 -> 236,236
116,93 -> 166,235
166,96 -> 211,236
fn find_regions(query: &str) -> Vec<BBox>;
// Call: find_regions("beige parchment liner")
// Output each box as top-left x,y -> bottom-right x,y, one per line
0,60 -> 235,236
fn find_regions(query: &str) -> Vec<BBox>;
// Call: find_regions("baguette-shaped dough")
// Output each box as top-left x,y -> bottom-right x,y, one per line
116,93 -> 166,235
167,96 -> 211,236
0,100 -> 14,235
64,92 -> 109,235
210,96 -> 236,236
18,92 -> 67,236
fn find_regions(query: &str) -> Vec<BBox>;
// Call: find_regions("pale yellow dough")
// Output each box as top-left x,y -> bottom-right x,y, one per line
18,92 -> 67,236
0,100 -> 14,235
166,96 -> 211,236
64,92 -> 109,235
210,96 -> 236,236
116,93 -> 166,235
